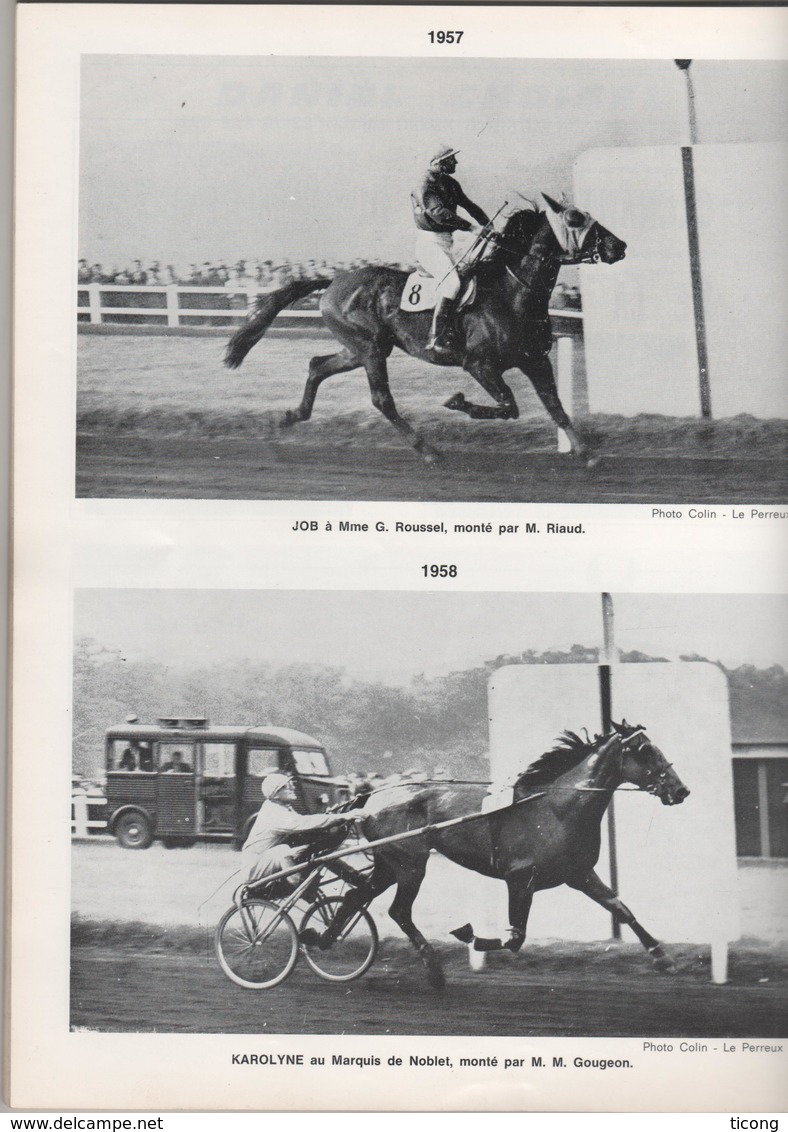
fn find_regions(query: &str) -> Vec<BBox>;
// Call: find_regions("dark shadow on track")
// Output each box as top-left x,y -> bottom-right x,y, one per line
71,943 -> 788,1036
76,436 -> 788,504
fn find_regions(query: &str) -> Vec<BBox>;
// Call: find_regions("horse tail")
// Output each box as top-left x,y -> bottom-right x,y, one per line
223,278 -> 330,369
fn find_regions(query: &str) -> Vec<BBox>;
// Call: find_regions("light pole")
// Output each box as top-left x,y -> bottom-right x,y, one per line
600,593 -> 621,938
674,60 -> 712,419
675,59 -> 698,145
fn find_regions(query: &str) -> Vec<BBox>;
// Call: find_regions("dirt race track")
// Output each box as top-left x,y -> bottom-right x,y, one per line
71,939 -> 788,1037
76,334 -> 788,502
70,844 -> 788,1037
76,436 -> 788,504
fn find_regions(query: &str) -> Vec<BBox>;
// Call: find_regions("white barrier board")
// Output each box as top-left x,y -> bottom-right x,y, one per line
486,662 -> 740,946
574,143 -> 788,419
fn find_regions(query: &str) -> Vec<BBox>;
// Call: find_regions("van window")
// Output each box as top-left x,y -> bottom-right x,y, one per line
248,748 -> 280,777
110,740 -> 154,772
201,743 -> 234,777
293,749 -> 330,776
158,744 -> 194,773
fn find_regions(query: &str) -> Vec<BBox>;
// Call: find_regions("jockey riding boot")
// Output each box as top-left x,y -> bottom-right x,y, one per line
425,296 -> 456,357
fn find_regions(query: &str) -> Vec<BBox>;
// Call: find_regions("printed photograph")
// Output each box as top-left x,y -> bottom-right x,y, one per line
76,56 -> 788,503
71,591 -> 788,1035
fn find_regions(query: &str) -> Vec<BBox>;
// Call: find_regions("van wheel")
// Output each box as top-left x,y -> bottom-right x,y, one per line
115,812 -> 153,850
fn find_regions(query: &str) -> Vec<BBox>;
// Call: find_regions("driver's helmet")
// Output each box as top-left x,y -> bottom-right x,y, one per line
261,773 -> 291,800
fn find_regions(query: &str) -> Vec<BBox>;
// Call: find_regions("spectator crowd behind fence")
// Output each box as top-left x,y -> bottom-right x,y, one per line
77,256 -> 582,309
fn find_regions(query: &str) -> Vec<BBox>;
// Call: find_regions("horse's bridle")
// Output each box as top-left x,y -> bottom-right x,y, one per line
558,222 -> 603,266
615,727 -> 676,796
500,221 -> 603,289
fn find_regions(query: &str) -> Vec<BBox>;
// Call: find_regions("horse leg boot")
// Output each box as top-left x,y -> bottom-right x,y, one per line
568,869 -> 676,973
450,869 -> 534,952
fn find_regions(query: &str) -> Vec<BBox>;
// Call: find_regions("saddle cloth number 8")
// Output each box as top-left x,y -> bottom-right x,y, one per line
400,272 -> 438,312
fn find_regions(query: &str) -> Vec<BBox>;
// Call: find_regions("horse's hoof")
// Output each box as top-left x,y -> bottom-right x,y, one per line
650,946 -> 676,974
415,440 -> 442,465
279,410 -> 299,429
424,957 -> 446,991
653,955 -> 676,975
450,923 -> 474,945
444,393 -> 467,413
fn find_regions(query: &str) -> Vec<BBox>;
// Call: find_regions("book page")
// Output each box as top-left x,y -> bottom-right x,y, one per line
10,2 -> 788,1114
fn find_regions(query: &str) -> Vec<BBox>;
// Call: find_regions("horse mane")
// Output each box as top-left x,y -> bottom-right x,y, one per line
479,207 -> 549,281
496,207 -> 545,250
515,730 -> 604,792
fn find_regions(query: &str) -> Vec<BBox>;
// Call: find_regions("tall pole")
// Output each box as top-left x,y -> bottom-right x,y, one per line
675,60 -> 712,419
675,59 -> 698,145
600,593 -> 621,939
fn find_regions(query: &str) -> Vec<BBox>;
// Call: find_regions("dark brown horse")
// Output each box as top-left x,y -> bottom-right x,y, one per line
308,721 -> 689,989
224,196 -> 626,462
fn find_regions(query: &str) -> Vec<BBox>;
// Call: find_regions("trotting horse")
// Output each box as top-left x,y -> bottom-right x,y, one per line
309,721 -> 689,989
224,195 -> 626,462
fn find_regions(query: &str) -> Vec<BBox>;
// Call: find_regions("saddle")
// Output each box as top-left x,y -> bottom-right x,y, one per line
399,271 -> 477,314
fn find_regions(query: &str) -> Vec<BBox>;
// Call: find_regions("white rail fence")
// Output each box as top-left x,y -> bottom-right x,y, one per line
77,283 -> 325,328
76,283 -> 584,334
71,792 -> 108,839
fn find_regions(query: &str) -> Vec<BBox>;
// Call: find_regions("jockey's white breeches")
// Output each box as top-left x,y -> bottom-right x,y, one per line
414,230 -> 461,299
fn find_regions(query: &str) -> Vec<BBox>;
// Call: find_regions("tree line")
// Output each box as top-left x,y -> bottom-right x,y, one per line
73,638 -> 788,779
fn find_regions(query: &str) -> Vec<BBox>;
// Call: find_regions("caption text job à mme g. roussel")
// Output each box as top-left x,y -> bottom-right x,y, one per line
292,507 -> 787,538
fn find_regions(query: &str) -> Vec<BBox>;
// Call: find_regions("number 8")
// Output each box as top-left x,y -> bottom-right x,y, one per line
408,283 -> 422,305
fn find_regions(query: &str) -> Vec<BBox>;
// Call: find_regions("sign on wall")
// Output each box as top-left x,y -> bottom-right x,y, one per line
487,662 -> 740,949
574,144 -> 788,419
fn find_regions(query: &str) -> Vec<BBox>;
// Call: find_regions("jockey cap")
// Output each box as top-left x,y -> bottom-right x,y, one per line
261,772 -> 291,800
430,146 -> 460,167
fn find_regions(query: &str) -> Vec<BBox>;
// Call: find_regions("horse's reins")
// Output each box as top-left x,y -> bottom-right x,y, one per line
433,200 -> 510,290
204,731 -> 672,906
501,220 -> 603,289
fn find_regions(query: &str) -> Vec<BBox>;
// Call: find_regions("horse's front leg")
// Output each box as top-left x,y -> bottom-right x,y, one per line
567,869 -> 676,972
444,362 -> 519,420
520,354 -> 597,467
451,867 -> 535,953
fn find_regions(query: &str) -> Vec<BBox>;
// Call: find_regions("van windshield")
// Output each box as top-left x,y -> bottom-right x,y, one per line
292,749 -> 330,776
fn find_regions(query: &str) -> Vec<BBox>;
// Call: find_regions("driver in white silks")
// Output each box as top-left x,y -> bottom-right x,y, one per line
411,146 -> 492,356
242,773 -> 360,889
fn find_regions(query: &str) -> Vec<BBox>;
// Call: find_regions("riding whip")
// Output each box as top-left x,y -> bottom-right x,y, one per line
435,199 -> 509,288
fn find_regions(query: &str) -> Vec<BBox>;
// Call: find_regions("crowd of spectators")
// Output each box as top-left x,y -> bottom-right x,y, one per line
78,256 -> 414,288
78,256 -> 582,309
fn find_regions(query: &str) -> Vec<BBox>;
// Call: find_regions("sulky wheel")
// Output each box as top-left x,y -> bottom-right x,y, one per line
298,897 -> 378,982
215,899 -> 299,989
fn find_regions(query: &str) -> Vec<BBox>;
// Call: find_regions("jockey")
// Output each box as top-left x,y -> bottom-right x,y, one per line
241,773 -> 356,888
411,146 -> 491,356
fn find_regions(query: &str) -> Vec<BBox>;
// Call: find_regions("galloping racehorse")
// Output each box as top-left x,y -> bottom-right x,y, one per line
309,721 -> 689,989
224,196 -> 626,462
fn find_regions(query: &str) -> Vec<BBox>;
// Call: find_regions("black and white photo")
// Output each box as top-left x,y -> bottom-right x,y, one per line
70,590 -> 787,1042
75,53 -> 787,502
